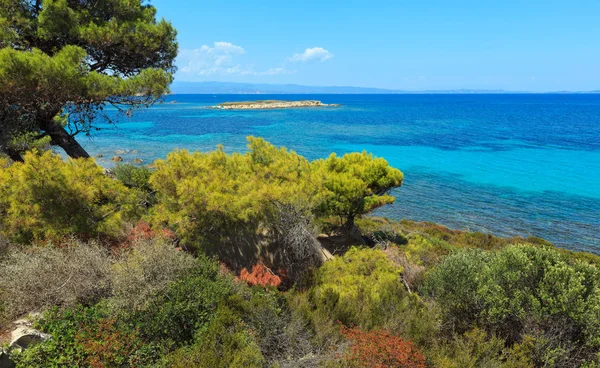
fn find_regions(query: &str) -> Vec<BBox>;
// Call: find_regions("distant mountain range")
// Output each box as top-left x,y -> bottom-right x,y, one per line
170,81 -> 600,95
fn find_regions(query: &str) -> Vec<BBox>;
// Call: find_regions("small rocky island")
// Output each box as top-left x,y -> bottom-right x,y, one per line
209,100 -> 340,110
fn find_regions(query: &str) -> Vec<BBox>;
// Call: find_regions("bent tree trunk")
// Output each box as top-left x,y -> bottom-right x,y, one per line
40,119 -> 90,159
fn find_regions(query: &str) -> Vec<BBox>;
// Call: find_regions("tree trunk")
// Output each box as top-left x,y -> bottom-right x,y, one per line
40,120 -> 90,159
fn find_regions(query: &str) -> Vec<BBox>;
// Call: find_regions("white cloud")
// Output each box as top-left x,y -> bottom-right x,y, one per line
289,47 -> 333,62
178,41 -> 302,77
179,42 -> 248,75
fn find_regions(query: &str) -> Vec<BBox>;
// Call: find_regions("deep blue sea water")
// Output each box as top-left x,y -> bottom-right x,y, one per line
80,94 -> 600,253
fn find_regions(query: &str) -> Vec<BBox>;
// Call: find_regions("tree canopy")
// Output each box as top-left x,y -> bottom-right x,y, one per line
0,0 -> 177,160
312,151 -> 404,230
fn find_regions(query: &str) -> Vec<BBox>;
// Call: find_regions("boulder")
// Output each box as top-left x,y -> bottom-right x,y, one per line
9,319 -> 50,350
96,153 -> 103,158
112,156 -> 123,162
133,158 -> 143,164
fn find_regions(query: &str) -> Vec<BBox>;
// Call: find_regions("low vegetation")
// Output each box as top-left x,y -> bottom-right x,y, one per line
0,139 -> 598,367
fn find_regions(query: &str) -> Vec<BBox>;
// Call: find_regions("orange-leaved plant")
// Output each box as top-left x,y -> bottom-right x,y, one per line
339,324 -> 426,368
238,263 -> 282,288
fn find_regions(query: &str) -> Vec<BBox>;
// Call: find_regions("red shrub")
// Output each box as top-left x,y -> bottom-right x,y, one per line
238,263 -> 282,288
75,318 -> 142,368
339,325 -> 426,368
121,220 -> 177,248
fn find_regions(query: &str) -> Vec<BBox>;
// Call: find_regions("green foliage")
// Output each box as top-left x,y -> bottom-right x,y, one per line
148,138 -> 404,257
10,305 -> 159,368
429,328 -> 533,368
313,151 -> 403,228
0,0 -> 177,157
113,164 -> 152,191
424,244 -> 600,365
148,137 -> 319,251
0,150 -> 143,243
163,304 -> 264,368
127,254 -> 234,347
310,247 -> 405,328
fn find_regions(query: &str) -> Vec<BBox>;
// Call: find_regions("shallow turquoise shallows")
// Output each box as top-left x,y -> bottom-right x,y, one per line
79,94 -> 600,253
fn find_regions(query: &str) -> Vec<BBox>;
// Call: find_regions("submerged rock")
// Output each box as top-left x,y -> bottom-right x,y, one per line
112,156 -> 123,162
133,158 -> 143,164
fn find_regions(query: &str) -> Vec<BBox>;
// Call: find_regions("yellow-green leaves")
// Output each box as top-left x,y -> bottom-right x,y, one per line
312,151 -> 403,227
148,138 -> 320,249
148,138 -> 404,249
0,150 -> 143,243
311,247 -> 404,328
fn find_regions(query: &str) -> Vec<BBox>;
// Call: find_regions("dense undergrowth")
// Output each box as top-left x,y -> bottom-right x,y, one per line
1,140 -> 599,367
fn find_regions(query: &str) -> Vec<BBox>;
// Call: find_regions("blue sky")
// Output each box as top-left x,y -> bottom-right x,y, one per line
153,0 -> 600,91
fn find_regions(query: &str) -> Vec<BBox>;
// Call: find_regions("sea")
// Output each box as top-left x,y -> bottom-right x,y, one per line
80,94 -> 600,254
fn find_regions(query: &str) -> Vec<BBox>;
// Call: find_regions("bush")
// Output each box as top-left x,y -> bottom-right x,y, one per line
239,263 -> 282,288
128,253 -> 234,347
428,328 -> 533,368
0,150 -> 143,243
424,244 -> 600,366
10,306 -> 158,368
230,287 -> 315,365
335,325 -> 426,368
109,237 -> 196,313
163,304 -> 264,368
0,239 -> 111,322
113,163 -> 152,191
310,247 -> 405,329
148,137 -> 318,254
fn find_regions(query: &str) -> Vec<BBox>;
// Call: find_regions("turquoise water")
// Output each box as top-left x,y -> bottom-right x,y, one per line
80,94 -> 600,253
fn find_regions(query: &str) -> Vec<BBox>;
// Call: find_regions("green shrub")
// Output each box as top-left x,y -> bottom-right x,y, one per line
163,304 -> 264,368
148,137 -> 319,253
10,305 -> 160,368
424,244 -> 600,366
429,328 -> 533,368
310,247 -> 405,329
0,239 -> 111,323
0,150 -> 143,243
113,163 -> 153,192
128,253 -> 234,347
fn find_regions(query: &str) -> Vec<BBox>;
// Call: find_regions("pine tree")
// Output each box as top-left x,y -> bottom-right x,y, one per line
0,0 -> 177,160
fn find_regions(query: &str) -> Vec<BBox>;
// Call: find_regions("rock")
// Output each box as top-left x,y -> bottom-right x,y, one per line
10,318 -> 50,350
96,153 -> 103,158
112,156 -> 123,162
133,158 -> 143,164
115,149 -> 126,154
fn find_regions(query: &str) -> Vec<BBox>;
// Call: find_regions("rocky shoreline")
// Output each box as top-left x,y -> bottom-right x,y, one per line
209,100 -> 340,110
